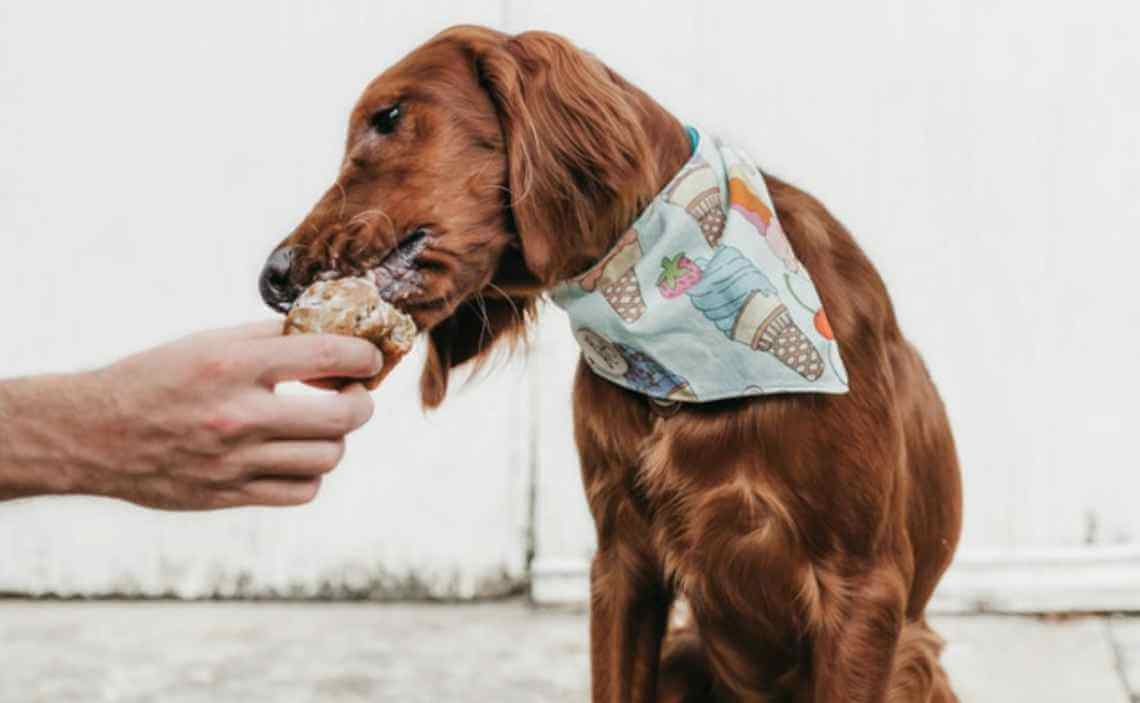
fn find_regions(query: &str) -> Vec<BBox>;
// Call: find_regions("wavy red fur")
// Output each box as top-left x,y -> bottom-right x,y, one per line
268,25 -> 963,702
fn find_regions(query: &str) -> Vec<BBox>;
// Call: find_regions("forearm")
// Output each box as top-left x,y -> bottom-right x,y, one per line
0,324 -> 380,509
0,371 -> 115,501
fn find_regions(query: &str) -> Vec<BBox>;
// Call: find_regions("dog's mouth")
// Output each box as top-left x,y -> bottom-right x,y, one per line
305,229 -> 431,308
370,229 -> 430,304
269,227 -> 460,330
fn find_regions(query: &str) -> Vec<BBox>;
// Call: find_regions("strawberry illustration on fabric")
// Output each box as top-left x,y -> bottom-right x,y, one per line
657,252 -> 702,299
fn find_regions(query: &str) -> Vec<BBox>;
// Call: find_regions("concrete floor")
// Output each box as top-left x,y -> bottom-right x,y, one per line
1,601 -> 1137,702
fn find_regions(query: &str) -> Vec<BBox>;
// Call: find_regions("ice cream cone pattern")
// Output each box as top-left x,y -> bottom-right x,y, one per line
665,155 -> 726,247
577,228 -> 646,323
727,166 -> 773,232
575,327 -> 696,400
615,342 -> 698,401
727,164 -> 801,273
687,246 -> 824,381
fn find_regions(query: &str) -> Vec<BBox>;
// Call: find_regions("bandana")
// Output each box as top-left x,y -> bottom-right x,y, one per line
550,126 -> 848,403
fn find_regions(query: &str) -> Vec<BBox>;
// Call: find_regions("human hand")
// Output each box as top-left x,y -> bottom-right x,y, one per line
74,321 -> 383,509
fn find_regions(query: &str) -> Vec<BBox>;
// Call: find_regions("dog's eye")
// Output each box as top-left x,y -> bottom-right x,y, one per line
369,104 -> 401,134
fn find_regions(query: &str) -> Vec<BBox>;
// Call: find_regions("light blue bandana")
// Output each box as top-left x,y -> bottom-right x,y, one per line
550,126 -> 848,403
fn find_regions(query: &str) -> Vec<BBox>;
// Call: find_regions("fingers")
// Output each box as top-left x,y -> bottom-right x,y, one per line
302,377 -> 355,392
199,432 -> 354,509
259,383 -> 375,439
251,334 -> 384,386
363,352 -> 401,390
304,363 -> 387,392
195,320 -> 285,344
238,477 -> 324,507
232,439 -> 346,478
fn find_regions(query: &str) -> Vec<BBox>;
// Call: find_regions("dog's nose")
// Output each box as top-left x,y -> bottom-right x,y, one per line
259,246 -> 299,313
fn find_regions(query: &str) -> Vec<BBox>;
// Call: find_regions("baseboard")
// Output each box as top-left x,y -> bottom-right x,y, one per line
928,544 -> 1140,613
530,557 -> 591,608
531,545 -> 1140,613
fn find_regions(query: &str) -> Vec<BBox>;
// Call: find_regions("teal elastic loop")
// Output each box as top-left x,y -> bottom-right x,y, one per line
684,125 -> 699,154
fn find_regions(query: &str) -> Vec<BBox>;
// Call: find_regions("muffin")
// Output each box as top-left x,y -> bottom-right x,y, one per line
283,276 -> 416,388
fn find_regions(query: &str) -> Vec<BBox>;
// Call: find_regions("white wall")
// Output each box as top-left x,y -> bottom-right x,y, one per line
0,0 -> 533,598
2,0 -> 1138,609
521,0 -> 1140,610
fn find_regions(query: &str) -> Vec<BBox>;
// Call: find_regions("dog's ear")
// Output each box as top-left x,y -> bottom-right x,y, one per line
419,248 -> 538,409
473,31 -> 662,284
416,28 -> 675,409
419,296 -> 530,408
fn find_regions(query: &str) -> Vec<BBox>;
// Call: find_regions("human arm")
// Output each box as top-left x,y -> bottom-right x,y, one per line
0,321 -> 382,509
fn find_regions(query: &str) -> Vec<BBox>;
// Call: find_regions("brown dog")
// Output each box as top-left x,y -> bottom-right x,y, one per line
260,25 -> 963,703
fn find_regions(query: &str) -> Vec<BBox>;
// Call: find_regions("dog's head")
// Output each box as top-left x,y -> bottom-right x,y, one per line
260,25 -> 681,406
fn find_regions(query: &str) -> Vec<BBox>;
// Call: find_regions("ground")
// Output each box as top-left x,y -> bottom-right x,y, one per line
1,600 -> 1137,702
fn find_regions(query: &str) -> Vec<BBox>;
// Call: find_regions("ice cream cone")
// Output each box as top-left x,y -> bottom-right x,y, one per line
666,156 -> 727,247
687,246 -> 825,381
728,166 -> 773,233
734,295 -> 824,380
579,229 -> 646,323
614,342 -> 694,400
667,385 -> 699,402
728,164 -> 801,273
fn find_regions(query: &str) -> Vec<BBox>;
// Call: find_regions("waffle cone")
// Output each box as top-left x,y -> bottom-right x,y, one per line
687,188 -> 727,246
600,268 -> 647,322
580,229 -> 642,291
750,306 -> 824,380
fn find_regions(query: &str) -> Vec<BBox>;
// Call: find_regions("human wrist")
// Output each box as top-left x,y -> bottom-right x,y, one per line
55,366 -> 134,498
0,370 -> 122,499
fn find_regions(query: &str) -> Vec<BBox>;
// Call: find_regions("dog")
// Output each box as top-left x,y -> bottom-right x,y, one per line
260,25 -> 962,703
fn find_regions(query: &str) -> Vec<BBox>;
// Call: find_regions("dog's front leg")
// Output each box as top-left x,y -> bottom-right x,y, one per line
810,570 -> 955,703
797,569 -> 905,703
588,541 -> 671,703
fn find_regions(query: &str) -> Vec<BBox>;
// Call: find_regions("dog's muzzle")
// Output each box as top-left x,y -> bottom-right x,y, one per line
259,246 -> 301,313
259,230 -> 431,314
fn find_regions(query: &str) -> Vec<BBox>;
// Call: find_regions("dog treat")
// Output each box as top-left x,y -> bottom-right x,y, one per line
283,276 -> 416,388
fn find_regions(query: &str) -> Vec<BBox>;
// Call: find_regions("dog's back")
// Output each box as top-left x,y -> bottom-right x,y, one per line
769,176 -> 963,615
